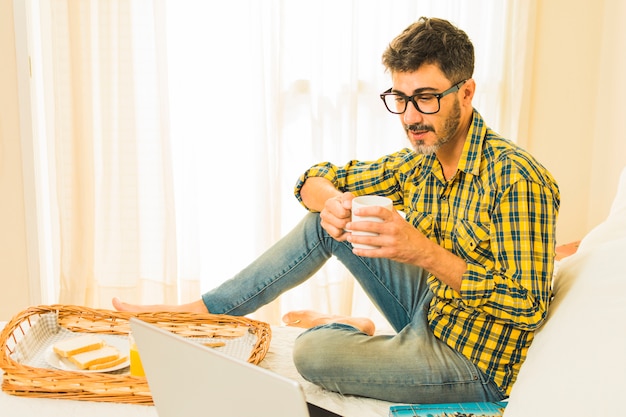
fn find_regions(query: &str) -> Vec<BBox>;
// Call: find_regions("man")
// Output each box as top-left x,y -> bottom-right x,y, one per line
114,17 -> 559,404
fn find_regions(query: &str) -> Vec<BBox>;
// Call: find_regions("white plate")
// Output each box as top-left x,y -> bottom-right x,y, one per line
45,335 -> 130,373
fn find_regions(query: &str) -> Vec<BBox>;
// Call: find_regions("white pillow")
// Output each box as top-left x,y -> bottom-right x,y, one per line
504,240 -> 626,416
576,166 -> 626,253
609,166 -> 626,216
504,167 -> 626,417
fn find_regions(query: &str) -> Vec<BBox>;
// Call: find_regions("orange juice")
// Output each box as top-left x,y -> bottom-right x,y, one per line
129,333 -> 145,377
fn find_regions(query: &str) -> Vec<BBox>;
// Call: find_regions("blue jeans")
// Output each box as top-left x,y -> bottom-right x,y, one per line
202,213 -> 505,404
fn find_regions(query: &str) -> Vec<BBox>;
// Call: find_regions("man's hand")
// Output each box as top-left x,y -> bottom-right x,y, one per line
319,193 -> 355,241
346,205 -> 466,292
300,177 -> 356,241
346,205 -> 426,263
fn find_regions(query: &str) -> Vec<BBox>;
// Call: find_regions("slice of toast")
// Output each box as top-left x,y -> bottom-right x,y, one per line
53,334 -> 105,358
68,346 -> 121,370
88,354 -> 128,371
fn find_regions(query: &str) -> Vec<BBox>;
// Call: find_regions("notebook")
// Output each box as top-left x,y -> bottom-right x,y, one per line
129,318 -> 340,417
388,401 -> 508,416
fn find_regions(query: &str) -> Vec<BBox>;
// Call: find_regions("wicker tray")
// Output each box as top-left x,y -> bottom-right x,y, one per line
0,304 -> 271,404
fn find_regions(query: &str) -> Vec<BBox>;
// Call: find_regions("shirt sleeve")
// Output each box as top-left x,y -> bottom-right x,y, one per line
293,148 -> 415,210
460,178 -> 559,331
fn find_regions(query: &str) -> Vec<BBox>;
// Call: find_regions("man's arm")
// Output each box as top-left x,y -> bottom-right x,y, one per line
300,177 -> 343,212
300,177 -> 354,241
346,204 -> 467,293
458,179 -> 558,330
417,240 -> 467,293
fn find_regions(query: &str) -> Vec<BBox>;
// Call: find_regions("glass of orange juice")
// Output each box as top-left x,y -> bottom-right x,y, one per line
129,332 -> 145,377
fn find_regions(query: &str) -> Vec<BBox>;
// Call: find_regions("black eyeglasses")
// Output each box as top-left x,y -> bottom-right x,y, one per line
379,80 -> 467,115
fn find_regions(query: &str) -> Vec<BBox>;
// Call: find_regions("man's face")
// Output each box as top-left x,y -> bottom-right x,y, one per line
391,65 -> 465,155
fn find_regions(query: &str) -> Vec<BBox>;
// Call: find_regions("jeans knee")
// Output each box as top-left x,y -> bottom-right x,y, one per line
299,211 -> 319,227
292,324 -> 360,382
292,330 -> 325,381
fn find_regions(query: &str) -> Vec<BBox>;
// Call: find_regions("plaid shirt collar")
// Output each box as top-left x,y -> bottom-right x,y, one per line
419,109 -> 486,179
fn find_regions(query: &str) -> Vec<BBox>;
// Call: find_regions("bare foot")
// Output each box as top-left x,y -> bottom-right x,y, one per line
112,297 -> 209,313
282,310 -> 376,336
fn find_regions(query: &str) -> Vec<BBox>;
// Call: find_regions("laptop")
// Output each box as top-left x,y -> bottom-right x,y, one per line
130,318 -> 341,417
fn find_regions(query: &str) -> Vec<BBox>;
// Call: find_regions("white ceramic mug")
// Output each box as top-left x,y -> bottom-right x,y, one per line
351,195 -> 393,249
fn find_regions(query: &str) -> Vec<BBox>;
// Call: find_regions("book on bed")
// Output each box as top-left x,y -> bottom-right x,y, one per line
389,401 -> 507,416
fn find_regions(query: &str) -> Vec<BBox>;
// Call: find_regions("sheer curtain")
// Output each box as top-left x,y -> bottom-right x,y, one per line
29,0 -> 535,327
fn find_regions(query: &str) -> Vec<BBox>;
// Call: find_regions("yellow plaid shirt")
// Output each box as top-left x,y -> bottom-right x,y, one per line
294,110 -> 560,396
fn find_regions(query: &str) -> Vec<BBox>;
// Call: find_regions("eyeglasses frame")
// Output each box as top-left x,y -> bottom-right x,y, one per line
379,79 -> 467,115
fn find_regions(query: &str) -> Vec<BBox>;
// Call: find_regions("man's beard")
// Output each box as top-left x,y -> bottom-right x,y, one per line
406,98 -> 461,155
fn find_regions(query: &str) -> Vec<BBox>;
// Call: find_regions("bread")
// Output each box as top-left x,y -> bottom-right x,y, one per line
53,334 -> 105,357
68,346 -> 121,370
88,354 -> 128,370
53,334 -> 128,371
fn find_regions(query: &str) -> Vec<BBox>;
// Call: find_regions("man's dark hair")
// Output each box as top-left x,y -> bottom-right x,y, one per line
382,17 -> 474,84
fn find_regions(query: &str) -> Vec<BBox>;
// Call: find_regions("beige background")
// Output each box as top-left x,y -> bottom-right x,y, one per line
2,0 -> 625,319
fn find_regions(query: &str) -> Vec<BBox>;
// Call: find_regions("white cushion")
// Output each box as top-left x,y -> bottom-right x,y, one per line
609,166 -> 626,216
576,166 -> 626,253
504,167 -> 626,417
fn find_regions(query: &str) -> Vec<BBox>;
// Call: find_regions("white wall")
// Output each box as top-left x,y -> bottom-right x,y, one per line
588,0 -> 626,229
526,0 -> 626,244
1,0 -> 625,318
